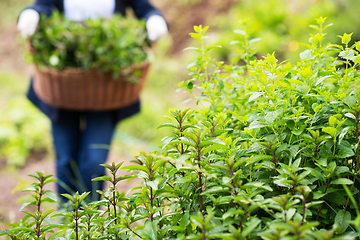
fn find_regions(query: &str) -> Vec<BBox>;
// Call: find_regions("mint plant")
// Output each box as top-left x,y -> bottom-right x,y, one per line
176,17 -> 360,238
2,17 -> 360,239
0,172 -> 58,239
29,11 -> 150,78
56,192 -> 91,239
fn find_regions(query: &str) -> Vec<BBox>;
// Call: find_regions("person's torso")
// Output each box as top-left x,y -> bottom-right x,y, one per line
64,0 -> 115,21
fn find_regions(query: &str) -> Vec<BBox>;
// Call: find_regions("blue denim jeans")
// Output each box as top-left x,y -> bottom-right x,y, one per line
51,111 -> 118,202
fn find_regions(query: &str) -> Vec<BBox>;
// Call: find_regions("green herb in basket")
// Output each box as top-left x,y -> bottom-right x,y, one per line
29,11 -> 150,78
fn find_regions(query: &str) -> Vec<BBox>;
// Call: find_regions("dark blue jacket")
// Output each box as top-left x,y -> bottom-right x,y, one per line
25,0 -> 162,122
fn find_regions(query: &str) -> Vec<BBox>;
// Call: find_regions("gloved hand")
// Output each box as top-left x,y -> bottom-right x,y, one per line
146,15 -> 168,42
17,9 -> 40,38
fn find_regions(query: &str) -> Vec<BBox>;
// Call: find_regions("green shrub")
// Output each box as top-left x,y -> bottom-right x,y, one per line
2,18 -> 360,239
0,71 -> 51,169
210,0 -> 360,63
0,97 -> 51,168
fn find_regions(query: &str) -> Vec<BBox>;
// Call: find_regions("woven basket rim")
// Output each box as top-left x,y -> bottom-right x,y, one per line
35,61 -> 150,75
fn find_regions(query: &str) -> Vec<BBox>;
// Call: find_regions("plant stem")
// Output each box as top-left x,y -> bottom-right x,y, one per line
35,179 -> 44,238
198,171 -> 203,213
150,187 -> 154,220
75,208 -> 79,240
202,223 -> 207,240
37,181 -> 44,213
168,161 -> 176,168
272,148 -> 281,193
197,145 -> 204,212
301,191 -> 307,224
355,115 -> 359,172
112,176 -> 118,225
87,214 -> 91,240
178,117 -> 185,155
292,182 -> 296,196
313,142 -> 319,167
128,226 -> 143,239
228,163 -> 238,196
316,177 -> 330,221
345,114 -> 359,211
283,203 -> 287,223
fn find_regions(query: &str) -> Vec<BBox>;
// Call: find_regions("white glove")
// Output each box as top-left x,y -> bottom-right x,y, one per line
146,15 -> 168,42
17,9 -> 40,38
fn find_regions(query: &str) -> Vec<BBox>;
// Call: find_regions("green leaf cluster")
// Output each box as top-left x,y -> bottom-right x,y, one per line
210,0 -> 360,64
3,18 -> 360,239
0,97 -> 51,168
175,20 -> 360,238
29,11 -> 150,78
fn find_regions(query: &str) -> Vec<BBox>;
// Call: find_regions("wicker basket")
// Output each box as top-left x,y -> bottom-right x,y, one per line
33,62 -> 150,111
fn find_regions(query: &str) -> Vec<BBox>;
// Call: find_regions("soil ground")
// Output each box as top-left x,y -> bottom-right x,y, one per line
0,0 -> 235,235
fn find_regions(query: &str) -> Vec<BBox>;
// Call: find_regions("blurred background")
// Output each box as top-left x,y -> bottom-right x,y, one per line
1,0 -> 360,228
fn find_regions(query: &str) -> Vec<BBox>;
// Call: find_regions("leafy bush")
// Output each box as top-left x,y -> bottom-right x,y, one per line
0,71 -> 51,169
210,0 -> 360,62
29,11 -> 149,77
0,97 -> 51,168
2,18 -> 360,239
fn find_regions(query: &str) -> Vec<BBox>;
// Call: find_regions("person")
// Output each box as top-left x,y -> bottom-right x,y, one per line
17,0 -> 168,203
